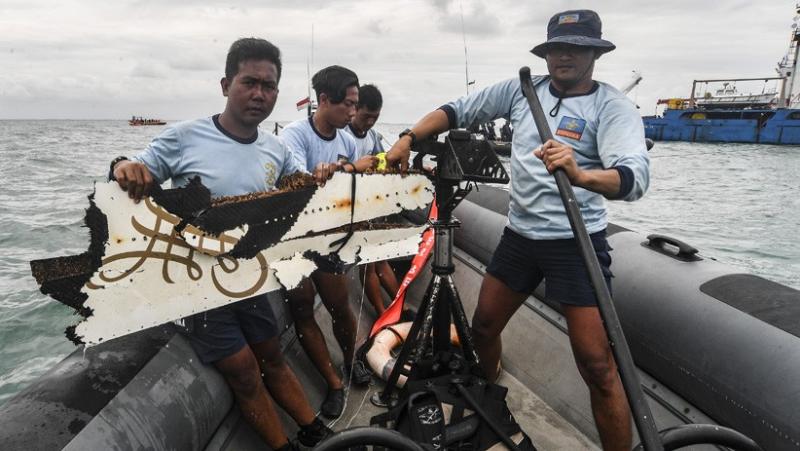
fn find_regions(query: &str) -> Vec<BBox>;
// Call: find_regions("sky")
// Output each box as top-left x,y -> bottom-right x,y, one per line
0,0 -> 796,123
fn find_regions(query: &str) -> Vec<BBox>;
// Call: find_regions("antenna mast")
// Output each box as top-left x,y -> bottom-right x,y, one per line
619,70 -> 643,95
308,24 -> 315,116
460,2 -> 474,95
777,5 -> 800,107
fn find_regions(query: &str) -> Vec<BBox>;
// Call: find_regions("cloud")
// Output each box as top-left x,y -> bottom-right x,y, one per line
0,0 -> 797,121
428,0 -> 502,36
168,54 -> 219,72
130,62 -> 169,79
367,20 -> 389,36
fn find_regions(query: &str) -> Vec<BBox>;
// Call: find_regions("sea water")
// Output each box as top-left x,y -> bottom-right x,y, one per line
0,119 -> 797,406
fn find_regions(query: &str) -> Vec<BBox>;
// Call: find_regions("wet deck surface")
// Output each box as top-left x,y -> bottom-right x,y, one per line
329,369 -> 598,451
207,270 -> 598,450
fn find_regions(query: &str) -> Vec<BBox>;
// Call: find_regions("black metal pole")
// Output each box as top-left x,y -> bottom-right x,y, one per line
518,66 -> 663,451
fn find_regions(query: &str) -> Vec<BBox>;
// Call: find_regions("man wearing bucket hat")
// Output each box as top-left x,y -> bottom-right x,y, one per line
386,9 -> 649,451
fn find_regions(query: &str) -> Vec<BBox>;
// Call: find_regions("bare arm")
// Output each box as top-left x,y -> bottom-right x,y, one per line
312,162 -> 338,186
573,169 -> 621,197
385,109 -> 451,172
113,160 -> 155,202
535,139 -> 621,198
348,155 -> 377,172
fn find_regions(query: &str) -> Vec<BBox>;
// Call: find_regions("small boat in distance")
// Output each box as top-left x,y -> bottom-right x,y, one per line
129,116 -> 166,126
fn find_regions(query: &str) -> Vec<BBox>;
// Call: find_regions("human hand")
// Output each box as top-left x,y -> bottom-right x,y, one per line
312,162 -> 338,186
533,139 -> 582,184
385,135 -> 413,172
114,160 -> 154,203
353,155 -> 377,172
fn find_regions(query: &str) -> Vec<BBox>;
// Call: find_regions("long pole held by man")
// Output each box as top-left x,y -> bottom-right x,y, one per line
386,10 -> 651,451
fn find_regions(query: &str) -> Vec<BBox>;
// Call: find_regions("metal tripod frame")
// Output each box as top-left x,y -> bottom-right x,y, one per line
374,181 -> 479,404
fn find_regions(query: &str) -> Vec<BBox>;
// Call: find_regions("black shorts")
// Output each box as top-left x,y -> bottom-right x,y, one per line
485,227 -> 613,306
183,293 -> 279,364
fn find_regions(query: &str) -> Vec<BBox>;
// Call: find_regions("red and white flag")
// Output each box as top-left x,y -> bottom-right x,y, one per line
296,96 -> 311,111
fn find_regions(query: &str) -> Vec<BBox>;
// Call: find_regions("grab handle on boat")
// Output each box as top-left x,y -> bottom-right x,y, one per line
633,424 -> 763,451
644,234 -> 701,262
314,427 -> 425,451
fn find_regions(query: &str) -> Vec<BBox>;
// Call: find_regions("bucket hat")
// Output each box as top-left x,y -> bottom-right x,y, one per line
530,10 -> 616,58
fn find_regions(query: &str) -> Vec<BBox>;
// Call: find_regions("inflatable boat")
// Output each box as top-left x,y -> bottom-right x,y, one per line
1,185 -> 798,450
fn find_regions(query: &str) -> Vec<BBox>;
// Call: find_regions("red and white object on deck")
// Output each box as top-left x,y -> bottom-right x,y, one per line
369,202 -> 438,337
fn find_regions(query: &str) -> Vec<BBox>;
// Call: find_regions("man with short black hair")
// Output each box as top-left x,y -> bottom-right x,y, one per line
343,84 -> 400,316
346,84 -> 385,158
111,37 -> 333,451
386,10 -> 650,451
281,65 -> 376,419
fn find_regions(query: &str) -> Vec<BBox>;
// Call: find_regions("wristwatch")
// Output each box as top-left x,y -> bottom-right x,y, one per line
108,156 -> 129,181
399,128 -> 417,147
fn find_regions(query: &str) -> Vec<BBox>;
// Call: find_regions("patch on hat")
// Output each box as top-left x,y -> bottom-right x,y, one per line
558,14 -> 580,25
555,116 -> 586,140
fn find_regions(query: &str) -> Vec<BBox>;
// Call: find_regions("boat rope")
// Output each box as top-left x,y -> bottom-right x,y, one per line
324,268 -> 370,430
329,170 -> 357,252
345,385 -> 374,429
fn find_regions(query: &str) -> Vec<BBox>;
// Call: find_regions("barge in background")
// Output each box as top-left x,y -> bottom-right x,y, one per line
643,5 -> 800,145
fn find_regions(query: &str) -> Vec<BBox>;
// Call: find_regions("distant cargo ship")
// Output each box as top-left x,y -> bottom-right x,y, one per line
643,5 -> 800,145
129,116 -> 166,126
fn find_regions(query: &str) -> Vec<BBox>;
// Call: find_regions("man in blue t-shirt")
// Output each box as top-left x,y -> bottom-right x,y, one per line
343,85 -> 400,316
345,84 -> 386,158
110,38 -> 335,451
280,66 -> 376,419
386,10 -> 650,451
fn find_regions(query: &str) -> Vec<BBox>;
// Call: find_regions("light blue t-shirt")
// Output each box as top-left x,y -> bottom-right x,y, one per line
343,124 -> 384,159
281,116 -> 357,171
445,76 -> 650,239
133,115 -> 305,197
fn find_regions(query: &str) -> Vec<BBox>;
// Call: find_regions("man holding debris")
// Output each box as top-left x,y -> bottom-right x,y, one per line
110,38 -> 334,451
280,65 -> 376,418
342,84 -> 400,316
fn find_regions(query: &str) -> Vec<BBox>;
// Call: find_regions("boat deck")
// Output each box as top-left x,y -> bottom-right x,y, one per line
204,266 -> 598,450
200,238 -> 726,450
